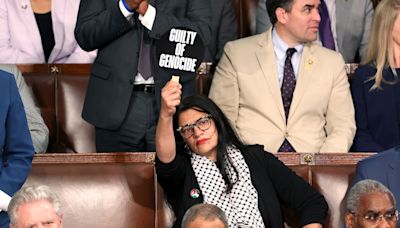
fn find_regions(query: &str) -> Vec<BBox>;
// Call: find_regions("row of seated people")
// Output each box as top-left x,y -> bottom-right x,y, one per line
1,64 -> 398,226
3,0 -> 399,154
1,0 -> 393,154
1,0 -> 399,227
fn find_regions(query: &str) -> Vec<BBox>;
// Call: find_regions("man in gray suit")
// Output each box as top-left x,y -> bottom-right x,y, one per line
256,0 -> 374,63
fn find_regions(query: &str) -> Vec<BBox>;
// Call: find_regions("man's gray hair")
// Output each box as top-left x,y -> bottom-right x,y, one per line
346,179 -> 396,213
181,203 -> 228,228
8,185 -> 62,225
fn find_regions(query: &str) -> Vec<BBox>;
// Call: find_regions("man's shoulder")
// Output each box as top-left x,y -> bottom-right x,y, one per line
307,42 -> 344,59
225,33 -> 267,50
0,66 -> 14,84
358,147 -> 400,168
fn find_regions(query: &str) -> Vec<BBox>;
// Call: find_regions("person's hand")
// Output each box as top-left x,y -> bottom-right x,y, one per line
125,0 -> 148,15
160,81 -> 182,119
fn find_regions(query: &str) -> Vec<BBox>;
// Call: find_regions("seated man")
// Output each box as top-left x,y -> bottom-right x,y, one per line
353,146 -> 400,213
0,69 -> 34,228
0,64 -> 49,152
209,0 -> 355,153
182,203 -> 228,228
8,185 -> 63,228
345,179 -> 399,228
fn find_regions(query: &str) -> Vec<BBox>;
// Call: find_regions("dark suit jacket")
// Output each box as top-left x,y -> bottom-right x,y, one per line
0,70 -> 34,226
204,0 -> 238,65
354,146 -> 400,227
156,145 -> 327,228
75,0 -> 211,130
350,65 -> 400,152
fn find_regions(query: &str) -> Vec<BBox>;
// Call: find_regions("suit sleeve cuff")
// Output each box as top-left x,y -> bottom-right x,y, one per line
139,4 -> 156,30
119,0 -> 135,19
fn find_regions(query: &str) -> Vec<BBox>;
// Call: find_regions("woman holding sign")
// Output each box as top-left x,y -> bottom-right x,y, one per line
155,81 -> 328,228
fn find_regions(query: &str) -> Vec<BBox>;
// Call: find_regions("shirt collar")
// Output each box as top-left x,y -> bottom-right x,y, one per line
271,28 -> 304,61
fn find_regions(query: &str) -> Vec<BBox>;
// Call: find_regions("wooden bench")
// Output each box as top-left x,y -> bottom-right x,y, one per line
27,152 -> 373,228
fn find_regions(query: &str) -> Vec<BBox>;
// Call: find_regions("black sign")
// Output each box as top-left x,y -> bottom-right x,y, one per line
156,27 -> 204,77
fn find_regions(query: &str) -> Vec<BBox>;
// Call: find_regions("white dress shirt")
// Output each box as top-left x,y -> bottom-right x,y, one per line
271,28 -> 304,87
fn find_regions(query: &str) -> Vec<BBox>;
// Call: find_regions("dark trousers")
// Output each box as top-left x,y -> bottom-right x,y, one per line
95,91 -> 157,152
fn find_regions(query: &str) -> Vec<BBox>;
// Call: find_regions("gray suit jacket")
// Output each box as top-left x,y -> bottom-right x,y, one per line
335,0 -> 373,63
255,0 -> 373,63
0,64 -> 49,152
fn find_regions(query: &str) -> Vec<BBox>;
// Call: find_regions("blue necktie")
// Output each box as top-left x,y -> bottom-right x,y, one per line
278,48 -> 296,152
319,0 -> 336,50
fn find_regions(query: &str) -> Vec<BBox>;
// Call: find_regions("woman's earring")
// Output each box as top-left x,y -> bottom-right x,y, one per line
184,144 -> 190,150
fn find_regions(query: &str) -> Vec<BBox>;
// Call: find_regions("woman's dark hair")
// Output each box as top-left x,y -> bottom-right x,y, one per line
174,95 -> 244,192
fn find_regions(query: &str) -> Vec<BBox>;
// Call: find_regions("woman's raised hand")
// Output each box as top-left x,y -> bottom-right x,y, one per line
160,80 -> 182,119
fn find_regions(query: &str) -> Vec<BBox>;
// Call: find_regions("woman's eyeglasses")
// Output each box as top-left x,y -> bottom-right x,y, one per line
177,114 -> 213,138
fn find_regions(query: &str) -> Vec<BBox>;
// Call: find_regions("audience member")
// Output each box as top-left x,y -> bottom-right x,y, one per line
209,0 -> 355,153
0,65 -> 49,153
0,0 -> 96,63
8,185 -> 63,228
0,69 -> 35,228
156,82 -> 328,228
205,0 -> 238,65
345,179 -> 398,228
182,203 -> 228,228
353,146 -> 400,215
256,0 -> 373,63
75,0 -> 211,152
350,0 -> 400,152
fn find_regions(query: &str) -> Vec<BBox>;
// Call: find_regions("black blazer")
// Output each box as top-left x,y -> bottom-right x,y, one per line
75,0 -> 211,130
156,145 -> 328,228
350,65 -> 400,151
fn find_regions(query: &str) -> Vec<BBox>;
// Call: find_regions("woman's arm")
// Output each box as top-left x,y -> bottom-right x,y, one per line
265,152 -> 328,226
156,80 -> 182,163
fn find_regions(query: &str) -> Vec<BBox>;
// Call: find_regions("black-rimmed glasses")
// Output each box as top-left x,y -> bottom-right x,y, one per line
176,114 -> 213,138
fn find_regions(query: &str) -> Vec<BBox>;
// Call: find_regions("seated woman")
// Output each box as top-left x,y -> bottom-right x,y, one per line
155,81 -> 328,228
351,0 -> 400,152
0,0 -> 96,63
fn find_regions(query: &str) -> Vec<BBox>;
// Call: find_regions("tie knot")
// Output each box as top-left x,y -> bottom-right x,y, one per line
286,48 -> 296,59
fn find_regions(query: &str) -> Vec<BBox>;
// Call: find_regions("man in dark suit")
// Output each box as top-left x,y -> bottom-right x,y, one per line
0,68 -> 35,228
75,0 -> 211,152
353,146 -> 400,221
205,0 -> 238,65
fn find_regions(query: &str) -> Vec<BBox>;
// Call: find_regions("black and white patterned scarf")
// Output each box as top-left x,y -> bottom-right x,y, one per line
191,145 -> 265,228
